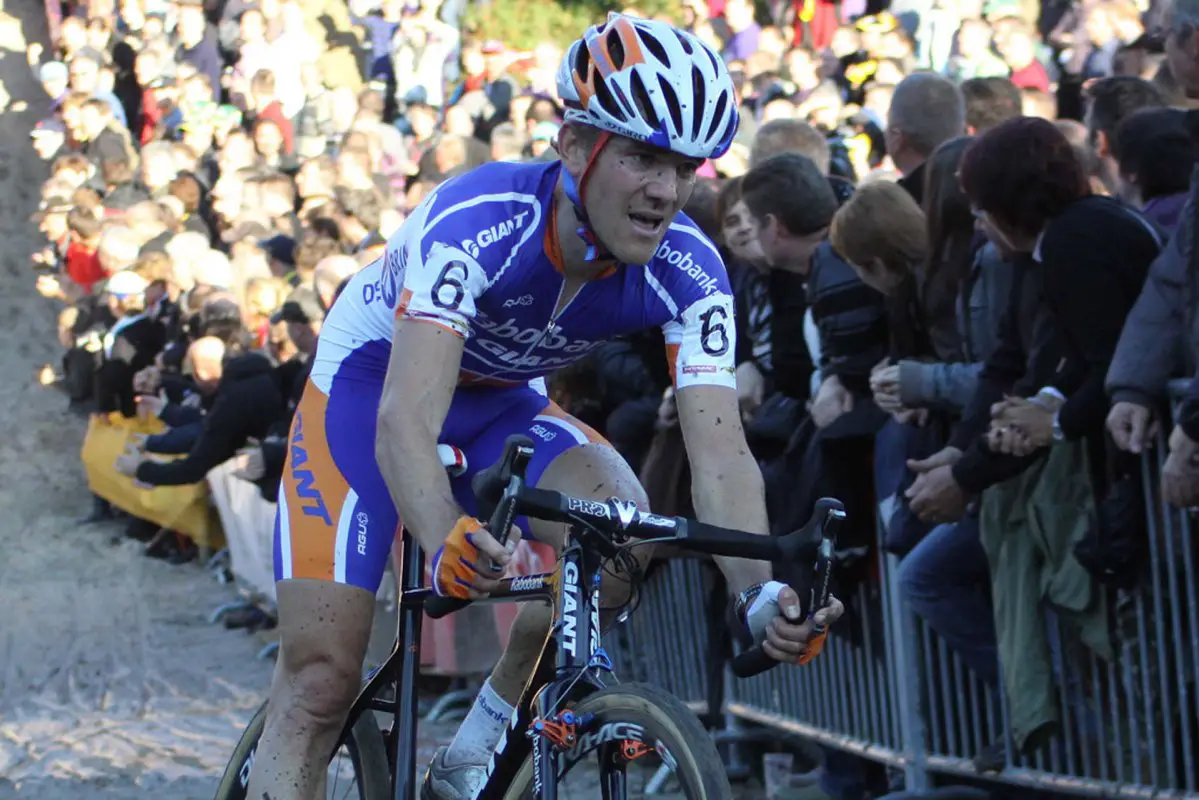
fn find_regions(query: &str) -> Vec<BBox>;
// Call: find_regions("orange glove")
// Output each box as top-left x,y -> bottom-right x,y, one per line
430,516 -> 488,599
797,627 -> 827,666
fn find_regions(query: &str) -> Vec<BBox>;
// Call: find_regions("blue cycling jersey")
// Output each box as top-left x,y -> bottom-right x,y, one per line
278,159 -> 741,592
311,159 -> 738,393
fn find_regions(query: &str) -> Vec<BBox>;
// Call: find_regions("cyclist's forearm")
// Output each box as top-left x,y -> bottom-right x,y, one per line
690,461 -> 772,596
376,407 -> 461,556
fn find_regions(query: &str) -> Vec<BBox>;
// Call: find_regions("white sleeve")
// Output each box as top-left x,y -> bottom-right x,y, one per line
390,233 -> 489,339
664,292 -> 738,390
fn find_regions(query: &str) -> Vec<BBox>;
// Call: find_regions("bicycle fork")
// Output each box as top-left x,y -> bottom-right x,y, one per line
477,536 -> 613,799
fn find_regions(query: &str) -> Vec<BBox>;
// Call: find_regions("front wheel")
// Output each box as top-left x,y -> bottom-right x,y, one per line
502,682 -> 732,799
213,700 -> 393,800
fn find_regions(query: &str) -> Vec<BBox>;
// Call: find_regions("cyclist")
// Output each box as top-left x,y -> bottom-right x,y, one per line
249,13 -> 845,800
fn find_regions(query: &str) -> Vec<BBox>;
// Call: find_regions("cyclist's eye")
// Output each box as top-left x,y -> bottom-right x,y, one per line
678,162 -> 698,181
630,153 -> 655,169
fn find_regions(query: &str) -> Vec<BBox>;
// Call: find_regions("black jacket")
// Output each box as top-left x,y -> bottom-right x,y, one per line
950,196 -> 1160,494
803,243 -> 889,396
95,316 -> 167,416
136,353 -> 285,488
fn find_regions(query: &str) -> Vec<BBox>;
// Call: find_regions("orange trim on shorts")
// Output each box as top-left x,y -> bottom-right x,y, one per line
539,401 -> 612,447
280,381 -> 351,581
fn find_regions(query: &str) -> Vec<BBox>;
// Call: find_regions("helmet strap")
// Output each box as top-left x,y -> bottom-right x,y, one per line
562,130 -> 613,262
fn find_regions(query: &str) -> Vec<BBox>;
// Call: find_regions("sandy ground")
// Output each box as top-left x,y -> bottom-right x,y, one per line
0,5 -> 290,796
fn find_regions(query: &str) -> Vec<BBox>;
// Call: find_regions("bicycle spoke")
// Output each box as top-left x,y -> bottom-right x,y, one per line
327,743 -> 366,800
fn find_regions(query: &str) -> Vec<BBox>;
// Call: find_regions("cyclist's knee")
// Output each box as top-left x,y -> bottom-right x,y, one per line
269,579 -> 374,732
532,443 -> 650,546
272,648 -> 363,732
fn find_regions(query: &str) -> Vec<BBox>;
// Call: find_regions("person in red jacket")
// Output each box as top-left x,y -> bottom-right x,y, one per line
134,49 -> 168,145
63,206 -> 108,295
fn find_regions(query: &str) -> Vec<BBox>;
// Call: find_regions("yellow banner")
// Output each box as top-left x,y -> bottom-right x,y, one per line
80,412 -> 224,551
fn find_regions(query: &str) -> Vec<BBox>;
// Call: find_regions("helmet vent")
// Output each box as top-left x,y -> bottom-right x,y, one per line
691,66 -> 707,142
657,73 -> 683,136
707,89 -> 729,143
593,71 -> 626,121
606,27 -> 626,70
637,27 -> 671,65
629,70 -> 656,122
574,43 -> 592,80
675,30 -> 694,55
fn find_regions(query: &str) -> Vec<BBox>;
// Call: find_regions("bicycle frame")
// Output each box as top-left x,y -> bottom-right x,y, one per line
338,524 -> 612,800
330,433 -> 841,800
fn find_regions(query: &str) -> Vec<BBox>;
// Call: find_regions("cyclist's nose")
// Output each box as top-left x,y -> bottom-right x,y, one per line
642,169 -> 679,206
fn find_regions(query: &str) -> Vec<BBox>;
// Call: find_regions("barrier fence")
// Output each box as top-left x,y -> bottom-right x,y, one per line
606,381 -> 1199,798
202,384 -> 1199,797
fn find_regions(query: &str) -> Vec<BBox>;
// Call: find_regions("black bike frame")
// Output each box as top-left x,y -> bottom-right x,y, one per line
329,436 -> 838,800
336,527 -> 611,800
473,531 -> 613,800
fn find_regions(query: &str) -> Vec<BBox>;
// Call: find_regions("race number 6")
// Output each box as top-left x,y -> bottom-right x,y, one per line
432,261 -> 468,310
699,305 -> 729,357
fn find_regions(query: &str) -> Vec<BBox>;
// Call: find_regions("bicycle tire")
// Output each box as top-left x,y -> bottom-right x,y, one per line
501,682 -> 732,799
212,699 -> 393,800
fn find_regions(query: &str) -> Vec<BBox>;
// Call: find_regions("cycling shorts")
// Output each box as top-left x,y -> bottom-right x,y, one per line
273,343 -> 609,593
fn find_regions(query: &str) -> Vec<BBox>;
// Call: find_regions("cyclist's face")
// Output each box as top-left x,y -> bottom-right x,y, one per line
585,135 -> 701,265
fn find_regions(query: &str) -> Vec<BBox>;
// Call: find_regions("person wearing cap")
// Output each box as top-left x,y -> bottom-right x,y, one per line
271,288 -> 325,359
31,119 -> 68,162
35,60 -> 69,111
528,120 -> 559,159
33,193 -> 73,269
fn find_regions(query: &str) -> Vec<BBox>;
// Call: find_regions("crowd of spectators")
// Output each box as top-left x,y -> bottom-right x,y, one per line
27,0 -> 1199,795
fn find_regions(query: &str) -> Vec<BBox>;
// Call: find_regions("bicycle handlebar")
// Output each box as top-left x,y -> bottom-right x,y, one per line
424,435 -> 843,678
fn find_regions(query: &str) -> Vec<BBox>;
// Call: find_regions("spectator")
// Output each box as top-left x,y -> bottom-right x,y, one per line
1083,76 -> 1165,193
175,0 -> 222,101
334,188 -> 386,254
1110,108 -> 1196,232
116,335 -> 284,496
749,119 -> 832,173
312,254 -> 363,311
886,73 -> 965,201
66,48 -> 128,126
960,77 -> 1023,133
246,70 -> 295,155
94,270 -> 165,418
995,18 -> 1051,92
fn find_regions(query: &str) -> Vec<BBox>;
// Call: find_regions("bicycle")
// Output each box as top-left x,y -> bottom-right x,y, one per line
214,434 -> 844,799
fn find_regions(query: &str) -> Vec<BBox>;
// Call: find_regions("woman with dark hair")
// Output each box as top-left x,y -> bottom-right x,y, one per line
872,136 -> 1016,417
909,116 -> 1161,517
902,117 -> 1163,767
866,138 -> 1019,702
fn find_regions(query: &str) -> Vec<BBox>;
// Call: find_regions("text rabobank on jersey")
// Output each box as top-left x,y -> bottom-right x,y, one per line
654,242 -> 720,296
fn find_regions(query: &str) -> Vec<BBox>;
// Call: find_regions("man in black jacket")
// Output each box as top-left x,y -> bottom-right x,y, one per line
114,336 -> 285,495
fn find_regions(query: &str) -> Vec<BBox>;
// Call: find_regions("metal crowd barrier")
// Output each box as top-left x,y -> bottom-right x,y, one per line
609,381 -> 1199,798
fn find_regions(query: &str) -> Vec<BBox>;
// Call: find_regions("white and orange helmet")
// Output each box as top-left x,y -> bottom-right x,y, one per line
557,13 -> 740,161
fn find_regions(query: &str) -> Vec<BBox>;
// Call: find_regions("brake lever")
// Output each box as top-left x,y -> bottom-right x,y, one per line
730,500 -> 843,678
